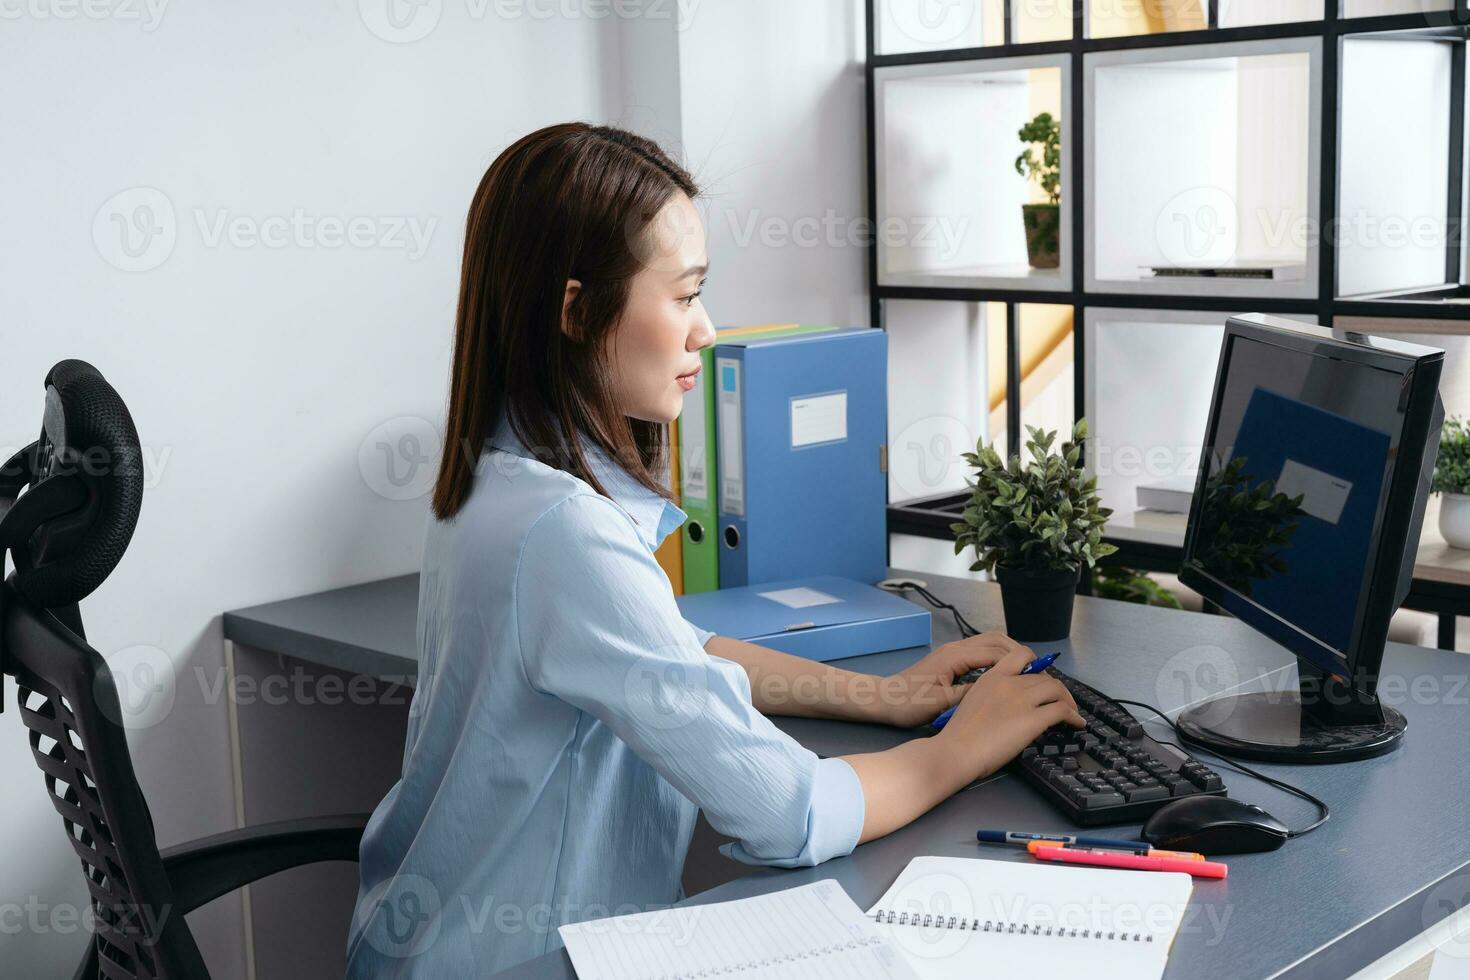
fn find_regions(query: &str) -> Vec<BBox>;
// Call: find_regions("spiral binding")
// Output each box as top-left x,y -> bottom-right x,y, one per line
870,908 -> 1153,942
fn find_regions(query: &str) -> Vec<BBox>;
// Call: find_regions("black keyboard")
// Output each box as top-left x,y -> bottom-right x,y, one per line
1011,668 -> 1227,826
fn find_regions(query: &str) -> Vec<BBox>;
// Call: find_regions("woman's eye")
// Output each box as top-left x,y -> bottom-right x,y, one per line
680,279 -> 707,307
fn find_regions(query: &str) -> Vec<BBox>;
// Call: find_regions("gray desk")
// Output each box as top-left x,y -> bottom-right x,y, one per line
223,571 -> 1470,979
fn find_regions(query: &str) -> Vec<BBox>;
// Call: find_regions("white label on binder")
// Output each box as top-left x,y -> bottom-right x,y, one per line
791,391 -> 847,448
716,357 -> 744,517
759,587 -> 841,609
680,368 -> 708,506
1275,458 -> 1350,525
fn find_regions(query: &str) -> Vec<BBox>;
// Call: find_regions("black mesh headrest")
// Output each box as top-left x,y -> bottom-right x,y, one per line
2,360 -> 143,607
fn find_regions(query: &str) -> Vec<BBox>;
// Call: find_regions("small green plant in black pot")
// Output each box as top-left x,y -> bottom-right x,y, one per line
951,421 -> 1116,641
1015,111 -> 1061,269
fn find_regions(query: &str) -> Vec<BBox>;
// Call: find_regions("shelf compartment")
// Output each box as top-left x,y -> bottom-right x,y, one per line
1084,37 -> 1322,300
876,54 -> 1073,292
1218,0 -> 1324,27
875,0 -> 1000,56
1087,0 -> 1205,39
1018,304 -> 1076,457
1342,0 -> 1455,16
885,299 -> 998,506
1337,29 -> 1464,299
1082,307 -> 1320,538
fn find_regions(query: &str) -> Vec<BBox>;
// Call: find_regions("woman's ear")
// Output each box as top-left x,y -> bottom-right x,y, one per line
560,279 -> 582,341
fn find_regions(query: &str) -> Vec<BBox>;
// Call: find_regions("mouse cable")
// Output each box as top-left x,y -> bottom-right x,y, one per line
1112,698 -> 1330,839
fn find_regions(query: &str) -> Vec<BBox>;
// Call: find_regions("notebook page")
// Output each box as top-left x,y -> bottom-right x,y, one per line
866,856 -> 1193,980
559,879 -> 919,980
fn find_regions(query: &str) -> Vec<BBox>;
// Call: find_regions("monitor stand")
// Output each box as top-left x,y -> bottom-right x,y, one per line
1176,672 -> 1406,763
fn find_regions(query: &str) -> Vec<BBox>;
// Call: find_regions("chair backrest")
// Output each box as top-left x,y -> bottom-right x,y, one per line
1,361 -> 209,979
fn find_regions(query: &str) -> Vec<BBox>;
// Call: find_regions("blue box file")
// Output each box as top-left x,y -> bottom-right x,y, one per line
676,576 -> 931,662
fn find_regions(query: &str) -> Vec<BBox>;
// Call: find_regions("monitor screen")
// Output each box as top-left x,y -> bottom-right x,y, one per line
1182,332 -> 1404,674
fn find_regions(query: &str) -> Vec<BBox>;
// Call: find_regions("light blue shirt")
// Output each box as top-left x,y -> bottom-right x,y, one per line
346,420 -> 865,977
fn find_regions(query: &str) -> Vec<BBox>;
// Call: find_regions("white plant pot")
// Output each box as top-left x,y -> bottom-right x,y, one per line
1439,493 -> 1470,550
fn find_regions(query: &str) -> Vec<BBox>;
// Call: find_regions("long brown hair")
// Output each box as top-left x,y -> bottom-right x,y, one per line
431,123 -> 699,521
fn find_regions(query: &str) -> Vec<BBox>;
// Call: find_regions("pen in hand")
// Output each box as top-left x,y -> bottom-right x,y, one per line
930,651 -> 1062,730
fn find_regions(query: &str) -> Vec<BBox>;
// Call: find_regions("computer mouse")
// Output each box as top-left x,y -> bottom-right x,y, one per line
1141,795 -> 1290,855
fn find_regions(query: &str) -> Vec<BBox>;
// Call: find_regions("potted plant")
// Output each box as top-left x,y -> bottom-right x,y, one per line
1014,111 -> 1061,270
951,421 -> 1116,641
1433,416 -> 1470,549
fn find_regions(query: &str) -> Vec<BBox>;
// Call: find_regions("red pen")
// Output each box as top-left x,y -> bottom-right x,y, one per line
1033,845 -> 1228,879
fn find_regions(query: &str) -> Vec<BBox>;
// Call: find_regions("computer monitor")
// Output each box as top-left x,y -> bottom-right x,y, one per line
1176,313 -> 1444,762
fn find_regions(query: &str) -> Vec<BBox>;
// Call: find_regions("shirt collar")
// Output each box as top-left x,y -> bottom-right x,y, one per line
488,417 -> 686,553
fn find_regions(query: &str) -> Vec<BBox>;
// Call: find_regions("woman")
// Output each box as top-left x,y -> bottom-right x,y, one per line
346,123 -> 1083,977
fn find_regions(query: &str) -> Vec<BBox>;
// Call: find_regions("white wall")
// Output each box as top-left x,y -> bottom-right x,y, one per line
0,4 -> 619,976
673,0 -> 870,328
0,2 -> 873,975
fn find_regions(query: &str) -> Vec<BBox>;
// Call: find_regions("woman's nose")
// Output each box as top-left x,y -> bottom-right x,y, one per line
690,312 -> 716,351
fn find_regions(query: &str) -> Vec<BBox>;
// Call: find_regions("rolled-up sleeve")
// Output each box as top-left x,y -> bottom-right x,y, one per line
514,493 -> 864,868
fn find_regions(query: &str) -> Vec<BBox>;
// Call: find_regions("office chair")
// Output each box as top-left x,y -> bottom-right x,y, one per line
0,360 -> 369,979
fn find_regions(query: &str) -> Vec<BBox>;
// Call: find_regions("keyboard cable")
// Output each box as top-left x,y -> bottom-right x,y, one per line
885,581 -> 1331,838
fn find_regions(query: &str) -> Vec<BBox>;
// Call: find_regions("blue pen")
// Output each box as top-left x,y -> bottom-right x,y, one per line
976,829 -> 1151,850
930,651 -> 1062,730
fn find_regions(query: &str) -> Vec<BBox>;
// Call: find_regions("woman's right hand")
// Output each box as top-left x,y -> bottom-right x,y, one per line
933,647 -> 1085,783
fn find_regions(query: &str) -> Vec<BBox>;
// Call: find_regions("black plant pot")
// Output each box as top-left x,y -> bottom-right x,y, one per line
994,564 -> 1080,642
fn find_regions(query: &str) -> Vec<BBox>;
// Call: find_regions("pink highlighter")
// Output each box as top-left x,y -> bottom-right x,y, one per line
1033,844 -> 1228,879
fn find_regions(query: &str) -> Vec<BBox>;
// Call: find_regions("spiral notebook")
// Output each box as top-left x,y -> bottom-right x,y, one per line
559,879 -> 920,980
866,855 -> 1193,980
558,857 -> 1191,980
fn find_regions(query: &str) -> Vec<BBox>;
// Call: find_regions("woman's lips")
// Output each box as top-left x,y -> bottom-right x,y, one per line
676,366 -> 700,391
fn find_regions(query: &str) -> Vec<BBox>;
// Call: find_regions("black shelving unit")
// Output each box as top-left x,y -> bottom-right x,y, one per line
871,0 -> 1470,640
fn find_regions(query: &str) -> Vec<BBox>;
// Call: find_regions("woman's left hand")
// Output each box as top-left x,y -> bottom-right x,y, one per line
881,632 -> 1036,729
